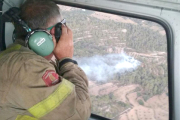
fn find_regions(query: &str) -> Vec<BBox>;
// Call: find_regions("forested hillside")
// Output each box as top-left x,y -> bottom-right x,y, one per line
60,6 -> 168,119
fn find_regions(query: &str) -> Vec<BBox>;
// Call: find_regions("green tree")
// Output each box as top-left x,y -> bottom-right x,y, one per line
138,99 -> 144,106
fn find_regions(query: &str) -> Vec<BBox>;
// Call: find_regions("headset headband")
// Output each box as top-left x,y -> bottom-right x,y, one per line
4,7 -> 32,32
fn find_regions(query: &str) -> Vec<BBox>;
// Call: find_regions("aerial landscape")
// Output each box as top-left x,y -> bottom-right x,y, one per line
59,5 -> 168,120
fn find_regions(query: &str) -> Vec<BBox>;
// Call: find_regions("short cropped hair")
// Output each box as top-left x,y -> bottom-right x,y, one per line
14,0 -> 61,39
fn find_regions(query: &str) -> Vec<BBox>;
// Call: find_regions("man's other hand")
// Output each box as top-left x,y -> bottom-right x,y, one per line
51,25 -> 74,60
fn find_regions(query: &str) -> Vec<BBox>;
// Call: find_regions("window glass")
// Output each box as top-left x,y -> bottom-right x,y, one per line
59,5 -> 168,120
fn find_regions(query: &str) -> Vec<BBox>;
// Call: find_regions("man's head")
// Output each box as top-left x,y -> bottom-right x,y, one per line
14,0 -> 62,39
14,0 -> 63,60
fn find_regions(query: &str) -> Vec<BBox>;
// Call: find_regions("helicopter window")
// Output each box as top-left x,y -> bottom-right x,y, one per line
59,5 -> 168,120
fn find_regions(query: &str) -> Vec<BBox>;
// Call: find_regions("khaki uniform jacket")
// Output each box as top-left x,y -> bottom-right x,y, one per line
0,44 -> 91,120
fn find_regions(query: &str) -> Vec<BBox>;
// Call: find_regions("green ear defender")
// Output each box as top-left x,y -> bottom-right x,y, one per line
3,7 -> 54,57
25,30 -> 54,56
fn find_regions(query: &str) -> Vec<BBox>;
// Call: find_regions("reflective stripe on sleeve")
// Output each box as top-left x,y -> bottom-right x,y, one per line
28,79 -> 74,118
15,115 -> 38,120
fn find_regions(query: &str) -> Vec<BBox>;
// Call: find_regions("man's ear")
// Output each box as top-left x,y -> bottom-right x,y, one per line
50,27 -> 57,48
50,27 -> 55,35
52,35 -> 57,49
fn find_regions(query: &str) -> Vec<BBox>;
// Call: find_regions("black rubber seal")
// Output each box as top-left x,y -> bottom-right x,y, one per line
59,58 -> 78,69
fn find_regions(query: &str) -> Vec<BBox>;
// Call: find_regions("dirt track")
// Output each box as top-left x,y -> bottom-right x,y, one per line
116,90 -> 168,120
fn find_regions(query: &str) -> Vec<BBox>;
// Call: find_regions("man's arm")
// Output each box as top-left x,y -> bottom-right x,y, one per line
59,62 -> 89,101
57,61 -> 91,120
51,25 -> 91,119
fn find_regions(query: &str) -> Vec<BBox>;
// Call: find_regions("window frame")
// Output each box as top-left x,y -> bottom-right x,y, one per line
55,1 -> 174,120
0,1 -> 6,51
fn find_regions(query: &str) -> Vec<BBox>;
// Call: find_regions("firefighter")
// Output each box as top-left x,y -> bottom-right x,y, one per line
0,0 -> 91,120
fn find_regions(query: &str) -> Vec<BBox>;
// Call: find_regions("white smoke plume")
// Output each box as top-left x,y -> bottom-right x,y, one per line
75,53 -> 141,82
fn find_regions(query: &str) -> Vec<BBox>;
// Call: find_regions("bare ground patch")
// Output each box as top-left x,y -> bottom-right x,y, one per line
113,84 -> 139,103
145,93 -> 169,120
89,81 -> 118,96
117,92 -> 168,120
89,81 -> 168,120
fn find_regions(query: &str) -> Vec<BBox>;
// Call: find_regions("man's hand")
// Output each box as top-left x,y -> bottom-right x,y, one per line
51,25 -> 73,60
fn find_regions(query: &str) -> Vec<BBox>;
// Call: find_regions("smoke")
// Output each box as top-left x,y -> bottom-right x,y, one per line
75,53 -> 141,82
